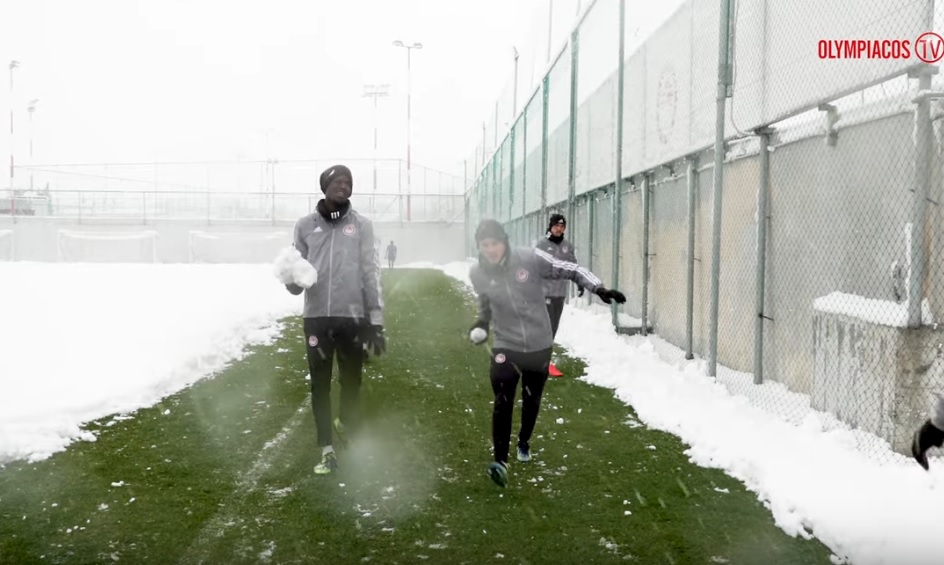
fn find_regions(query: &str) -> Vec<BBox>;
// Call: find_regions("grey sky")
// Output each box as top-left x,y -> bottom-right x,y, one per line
0,0 -> 586,183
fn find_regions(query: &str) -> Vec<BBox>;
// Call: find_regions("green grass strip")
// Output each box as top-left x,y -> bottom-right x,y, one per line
0,269 -> 835,564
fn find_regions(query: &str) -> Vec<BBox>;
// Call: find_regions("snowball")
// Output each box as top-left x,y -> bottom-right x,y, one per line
292,257 -> 318,288
469,327 -> 488,344
273,246 -> 300,285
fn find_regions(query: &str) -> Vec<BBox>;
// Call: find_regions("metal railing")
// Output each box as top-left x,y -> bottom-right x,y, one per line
1,189 -> 466,225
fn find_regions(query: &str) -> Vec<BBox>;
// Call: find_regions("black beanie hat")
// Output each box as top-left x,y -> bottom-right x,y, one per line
320,165 -> 353,193
475,218 -> 509,245
548,213 -> 566,232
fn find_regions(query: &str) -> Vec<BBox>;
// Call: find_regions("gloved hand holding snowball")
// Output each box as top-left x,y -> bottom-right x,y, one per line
273,246 -> 318,289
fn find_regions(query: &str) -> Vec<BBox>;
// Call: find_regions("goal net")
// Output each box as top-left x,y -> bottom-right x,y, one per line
0,230 -> 13,261
188,230 -> 288,264
57,229 -> 159,263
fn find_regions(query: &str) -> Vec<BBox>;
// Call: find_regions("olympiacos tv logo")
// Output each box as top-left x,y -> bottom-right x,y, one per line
916,32 -> 944,63
817,32 -> 944,63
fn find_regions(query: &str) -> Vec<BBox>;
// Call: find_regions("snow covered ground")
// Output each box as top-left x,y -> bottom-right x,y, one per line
2,259 -> 944,564
0,262 -> 300,463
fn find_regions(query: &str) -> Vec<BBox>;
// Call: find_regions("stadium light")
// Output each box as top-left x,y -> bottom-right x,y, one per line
392,40 -> 423,222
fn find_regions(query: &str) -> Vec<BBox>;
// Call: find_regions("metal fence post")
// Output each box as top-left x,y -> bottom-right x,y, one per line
611,0 -> 626,330
541,75 -> 550,220
509,125 -> 516,220
566,30 -> 579,241
522,105 -> 528,219
707,0 -> 734,377
908,67 -> 935,327
494,147 -> 501,221
753,128 -> 773,383
588,194 -> 596,273
641,174 -> 651,336
464,192 -> 471,255
685,156 -> 697,359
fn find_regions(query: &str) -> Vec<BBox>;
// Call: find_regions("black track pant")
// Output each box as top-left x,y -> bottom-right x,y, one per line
546,296 -> 565,339
489,347 -> 551,464
303,317 -> 364,447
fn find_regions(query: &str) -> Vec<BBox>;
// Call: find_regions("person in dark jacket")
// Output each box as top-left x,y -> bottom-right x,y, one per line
385,241 -> 398,269
535,213 -> 581,376
286,164 -> 386,475
468,218 -> 626,487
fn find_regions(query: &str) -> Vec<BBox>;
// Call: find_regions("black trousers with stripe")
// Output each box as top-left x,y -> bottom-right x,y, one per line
303,317 -> 364,447
489,347 -> 551,464
546,296 -> 566,339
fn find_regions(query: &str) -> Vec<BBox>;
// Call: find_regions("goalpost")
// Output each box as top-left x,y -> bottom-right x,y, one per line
187,230 -> 289,264
0,230 -> 13,261
57,229 -> 159,263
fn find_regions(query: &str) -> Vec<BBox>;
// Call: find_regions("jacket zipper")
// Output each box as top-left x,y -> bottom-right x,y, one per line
505,279 -> 528,350
328,224 -> 335,316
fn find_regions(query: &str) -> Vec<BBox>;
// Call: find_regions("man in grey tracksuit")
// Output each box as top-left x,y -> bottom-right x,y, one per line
286,164 -> 385,475
467,218 -> 627,487
536,213 -> 582,339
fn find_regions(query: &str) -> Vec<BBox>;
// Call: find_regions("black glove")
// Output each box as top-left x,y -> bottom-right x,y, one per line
595,287 -> 627,305
577,286 -> 585,297
363,324 -> 386,356
913,419 -> 944,470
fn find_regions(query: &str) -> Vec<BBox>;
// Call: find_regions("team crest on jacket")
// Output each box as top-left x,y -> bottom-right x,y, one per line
308,335 -> 319,347
562,246 -> 569,253
343,224 -> 356,236
495,353 -> 506,363
516,268 -> 529,282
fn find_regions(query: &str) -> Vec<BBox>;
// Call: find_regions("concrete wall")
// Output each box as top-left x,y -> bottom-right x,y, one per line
813,308 -> 944,454
0,217 -> 466,265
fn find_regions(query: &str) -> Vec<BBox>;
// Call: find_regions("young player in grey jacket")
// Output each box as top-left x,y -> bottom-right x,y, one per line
286,164 -> 385,475
468,218 -> 626,487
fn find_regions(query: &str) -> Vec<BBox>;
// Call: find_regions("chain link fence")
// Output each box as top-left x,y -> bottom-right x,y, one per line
1,158 -> 466,224
464,0 -> 944,463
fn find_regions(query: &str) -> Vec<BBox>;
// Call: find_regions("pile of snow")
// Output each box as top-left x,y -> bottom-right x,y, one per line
404,259 -> 475,287
0,262 -> 302,464
813,291 -> 934,328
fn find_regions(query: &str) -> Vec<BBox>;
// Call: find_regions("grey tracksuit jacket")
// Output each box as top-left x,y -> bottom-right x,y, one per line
535,234 -> 578,298
288,201 -> 384,326
469,247 -> 604,353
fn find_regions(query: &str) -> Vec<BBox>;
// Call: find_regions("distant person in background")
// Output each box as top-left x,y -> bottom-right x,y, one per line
284,164 -> 386,476
912,393 -> 944,469
385,240 -> 398,269
467,218 -> 626,487
535,213 -> 583,377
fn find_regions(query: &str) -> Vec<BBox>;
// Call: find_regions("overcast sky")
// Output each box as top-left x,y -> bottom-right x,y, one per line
0,0 -> 589,185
